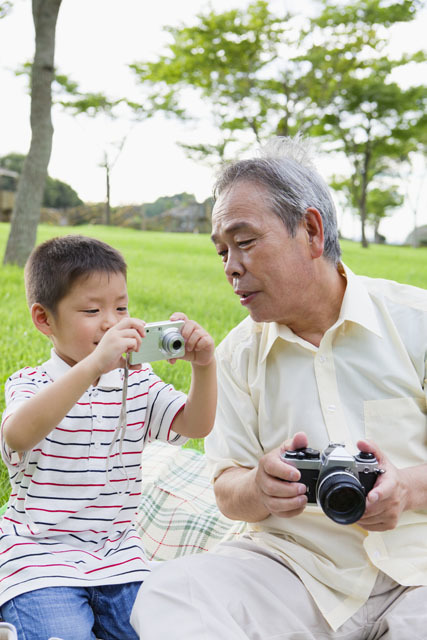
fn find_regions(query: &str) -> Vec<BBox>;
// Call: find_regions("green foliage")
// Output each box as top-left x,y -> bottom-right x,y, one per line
143,193 -> 196,218
0,223 -> 426,503
15,63 -> 121,118
43,176 -> 83,208
0,152 -> 23,190
331,177 -> 403,229
0,153 -> 83,208
0,1 -> 11,19
130,0 -> 311,156
302,0 -> 427,245
130,0 -> 427,242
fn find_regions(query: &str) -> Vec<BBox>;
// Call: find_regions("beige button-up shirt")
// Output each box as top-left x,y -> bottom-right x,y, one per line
206,264 -> 427,630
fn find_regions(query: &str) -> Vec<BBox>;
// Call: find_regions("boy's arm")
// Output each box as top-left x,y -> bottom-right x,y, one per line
3,317 -> 145,453
172,359 -> 217,438
167,313 -> 217,439
3,357 -> 105,453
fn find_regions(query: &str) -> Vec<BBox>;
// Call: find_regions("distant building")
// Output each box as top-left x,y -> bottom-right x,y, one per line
405,225 -> 427,247
0,168 -> 18,222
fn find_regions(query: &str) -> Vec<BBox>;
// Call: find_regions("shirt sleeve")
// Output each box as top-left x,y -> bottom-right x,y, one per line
424,353 -> 427,407
1,368 -> 42,468
145,370 -> 188,446
205,334 -> 264,481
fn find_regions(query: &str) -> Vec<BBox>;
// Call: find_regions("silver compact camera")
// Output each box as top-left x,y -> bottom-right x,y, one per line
129,320 -> 185,364
281,443 -> 383,525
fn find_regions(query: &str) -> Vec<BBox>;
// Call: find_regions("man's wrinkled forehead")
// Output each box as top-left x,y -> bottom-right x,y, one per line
210,180 -> 269,242
211,221 -> 258,245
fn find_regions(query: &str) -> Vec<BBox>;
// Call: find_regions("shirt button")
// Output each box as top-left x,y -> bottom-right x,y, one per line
319,355 -> 326,363
327,404 -> 336,413
373,550 -> 381,560
93,390 -> 98,397
95,441 -> 101,449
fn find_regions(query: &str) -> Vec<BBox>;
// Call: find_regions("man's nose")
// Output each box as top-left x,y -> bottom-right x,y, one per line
224,251 -> 244,278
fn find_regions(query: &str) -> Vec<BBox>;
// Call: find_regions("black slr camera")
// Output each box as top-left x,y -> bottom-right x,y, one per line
281,443 -> 383,525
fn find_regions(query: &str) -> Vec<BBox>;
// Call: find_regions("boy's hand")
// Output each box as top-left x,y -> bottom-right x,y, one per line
91,317 -> 146,375
168,312 -> 215,367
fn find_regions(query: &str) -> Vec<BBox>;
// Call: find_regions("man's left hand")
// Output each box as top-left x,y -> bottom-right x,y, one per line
356,438 -> 409,531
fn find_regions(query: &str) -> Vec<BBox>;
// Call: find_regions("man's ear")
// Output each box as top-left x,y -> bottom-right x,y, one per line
304,207 -> 324,259
31,303 -> 54,337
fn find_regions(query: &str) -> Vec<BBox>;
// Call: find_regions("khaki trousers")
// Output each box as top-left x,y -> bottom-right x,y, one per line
130,540 -> 427,639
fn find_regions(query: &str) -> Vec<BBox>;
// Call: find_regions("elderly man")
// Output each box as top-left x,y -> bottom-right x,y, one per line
131,137 -> 427,639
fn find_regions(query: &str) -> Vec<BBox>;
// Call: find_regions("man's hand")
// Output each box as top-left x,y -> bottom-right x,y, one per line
255,432 -> 309,518
168,312 -> 215,367
356,438 -> 409,532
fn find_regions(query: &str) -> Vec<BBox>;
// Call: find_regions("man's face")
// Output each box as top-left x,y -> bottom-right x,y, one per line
46,271 -> 129,367
211,181 -> 314,326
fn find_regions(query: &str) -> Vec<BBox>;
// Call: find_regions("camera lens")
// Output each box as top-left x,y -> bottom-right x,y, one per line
317,470 -> 366,525
161,330 -> 185,356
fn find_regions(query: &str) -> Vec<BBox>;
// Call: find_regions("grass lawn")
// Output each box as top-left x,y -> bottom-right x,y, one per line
0,222 -> 426,503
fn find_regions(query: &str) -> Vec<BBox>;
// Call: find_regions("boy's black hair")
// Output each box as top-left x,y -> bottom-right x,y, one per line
24,235 -> 127,312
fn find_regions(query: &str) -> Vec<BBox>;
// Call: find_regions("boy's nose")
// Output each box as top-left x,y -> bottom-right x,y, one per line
101,312 -> 117,331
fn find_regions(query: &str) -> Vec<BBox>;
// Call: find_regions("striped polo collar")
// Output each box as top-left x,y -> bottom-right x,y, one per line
42,348 -> 125,389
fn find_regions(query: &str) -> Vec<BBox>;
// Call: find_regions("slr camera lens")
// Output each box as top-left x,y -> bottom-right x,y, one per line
317,470 -> 366,525
281,443 -> 382,525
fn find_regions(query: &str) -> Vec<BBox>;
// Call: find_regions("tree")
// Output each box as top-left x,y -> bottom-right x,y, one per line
0,152 -> 23,190
0,152 -> 82,207
131,0 -> 426,246
3,0 -> 62,266
301,0 -> 427,246
0,1 -> 11,19
43,176 -> 82,208
130,1 -> 316,164
332,175 -> 403,242
2,3 -> 121,265
98,137 -> 127,226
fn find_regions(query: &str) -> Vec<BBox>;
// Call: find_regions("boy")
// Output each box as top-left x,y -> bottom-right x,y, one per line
0,235 -> 216,640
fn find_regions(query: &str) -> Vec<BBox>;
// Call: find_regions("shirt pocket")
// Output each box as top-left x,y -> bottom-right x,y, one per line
364,397 -> 427,467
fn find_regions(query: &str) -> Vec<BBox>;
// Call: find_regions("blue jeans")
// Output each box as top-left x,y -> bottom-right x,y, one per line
0,582 -> 142,640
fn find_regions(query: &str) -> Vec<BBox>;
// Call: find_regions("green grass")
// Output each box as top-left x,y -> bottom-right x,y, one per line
0,222 -> 426,503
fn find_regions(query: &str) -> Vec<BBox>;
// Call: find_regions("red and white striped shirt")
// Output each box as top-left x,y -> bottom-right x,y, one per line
0,349 -> 187,605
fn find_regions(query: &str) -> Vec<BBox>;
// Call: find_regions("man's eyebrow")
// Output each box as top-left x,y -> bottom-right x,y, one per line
211,222 -> 255,244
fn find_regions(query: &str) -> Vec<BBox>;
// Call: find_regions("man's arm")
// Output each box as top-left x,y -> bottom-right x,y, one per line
213,433 -> 309,522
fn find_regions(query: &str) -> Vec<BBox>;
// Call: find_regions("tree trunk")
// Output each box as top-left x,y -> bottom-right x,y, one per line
360,199 -> 368,248
105,162 -> 111,225
359,144 -> 371,249
3,0 -> 62,266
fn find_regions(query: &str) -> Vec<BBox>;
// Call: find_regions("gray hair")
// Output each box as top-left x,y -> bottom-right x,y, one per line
213,136 -> 341,265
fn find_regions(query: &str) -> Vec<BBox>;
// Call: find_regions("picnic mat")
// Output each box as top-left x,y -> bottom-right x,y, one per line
0,442 -> 242,563
136,441 -> 242,561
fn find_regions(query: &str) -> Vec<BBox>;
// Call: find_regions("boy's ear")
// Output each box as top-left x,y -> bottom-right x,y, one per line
31,303 -> 54,337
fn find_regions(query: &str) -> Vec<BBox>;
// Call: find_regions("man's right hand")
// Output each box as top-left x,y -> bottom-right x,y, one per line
254,431 -> 309,518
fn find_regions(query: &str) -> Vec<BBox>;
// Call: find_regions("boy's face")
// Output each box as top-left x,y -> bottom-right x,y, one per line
45,271 -> 129,367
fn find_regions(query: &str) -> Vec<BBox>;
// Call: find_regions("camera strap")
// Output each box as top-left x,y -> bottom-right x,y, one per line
106,353 -> 131,495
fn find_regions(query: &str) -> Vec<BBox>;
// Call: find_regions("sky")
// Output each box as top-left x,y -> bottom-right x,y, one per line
0,0 -> 426,244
